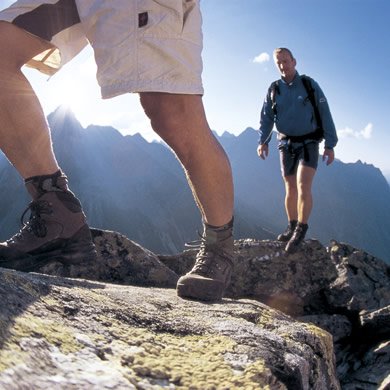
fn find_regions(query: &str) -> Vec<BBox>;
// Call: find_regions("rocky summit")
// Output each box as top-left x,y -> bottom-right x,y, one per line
0,230 -> 389,389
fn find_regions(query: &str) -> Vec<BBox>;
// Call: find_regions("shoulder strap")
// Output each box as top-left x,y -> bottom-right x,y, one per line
269,80 -> 280,117
301,75 -> 323,134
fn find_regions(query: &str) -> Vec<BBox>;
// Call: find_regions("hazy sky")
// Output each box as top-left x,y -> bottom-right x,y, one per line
1,1 -> 390,178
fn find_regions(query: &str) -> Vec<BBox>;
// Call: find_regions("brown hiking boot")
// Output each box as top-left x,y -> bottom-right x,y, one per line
0,171 -> 96,271
277,220 -> 297,242
176,219 -> 234,301
285,222 -> 308,254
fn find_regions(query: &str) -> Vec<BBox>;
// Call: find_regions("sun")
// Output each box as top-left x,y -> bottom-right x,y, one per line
33,52 -> 99,123
55,78 -> 85,113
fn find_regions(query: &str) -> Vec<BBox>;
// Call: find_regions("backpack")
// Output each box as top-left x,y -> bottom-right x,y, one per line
269,75 -> 324,142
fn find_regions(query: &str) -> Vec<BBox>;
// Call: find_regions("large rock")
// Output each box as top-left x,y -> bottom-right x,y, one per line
35,228 -> 178,288
1,230 -> 389,389
0,268 -> 339,389
326,242 -> 390,312
161,238 -> 390,390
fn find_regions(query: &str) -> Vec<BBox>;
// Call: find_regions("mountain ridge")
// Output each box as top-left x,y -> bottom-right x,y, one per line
0,106 -> 389,262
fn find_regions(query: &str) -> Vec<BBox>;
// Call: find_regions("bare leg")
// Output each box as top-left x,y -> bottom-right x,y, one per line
140,92 -> 233,227
0,22 -> 59,178
283,174 -> 298,222
284,165 -> 315,253
0,22 -> 95,270
296,165 -> 316,224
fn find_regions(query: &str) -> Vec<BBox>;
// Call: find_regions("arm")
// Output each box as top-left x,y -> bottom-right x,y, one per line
323,147 -> 335,165
313,80 -> 338,150
257,143 -> 269,160
258,87 -> 275,146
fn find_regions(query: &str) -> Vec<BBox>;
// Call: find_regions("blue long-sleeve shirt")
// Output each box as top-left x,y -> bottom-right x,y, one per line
259,72 -> 338,149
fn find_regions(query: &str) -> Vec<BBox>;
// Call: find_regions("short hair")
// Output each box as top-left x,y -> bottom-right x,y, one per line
273,48 -> 294,60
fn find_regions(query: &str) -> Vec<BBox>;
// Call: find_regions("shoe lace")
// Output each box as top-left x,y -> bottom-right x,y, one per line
183,232 -> 211,272
184,230 -> 204,250
13,200 -> 52,240
185,232 -> 232,274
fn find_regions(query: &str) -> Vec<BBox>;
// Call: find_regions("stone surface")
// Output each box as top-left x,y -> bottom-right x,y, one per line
1,230 -> 389,389
37,228 -> 178,288
0,269 -> 339,389
161,238 -> 390,389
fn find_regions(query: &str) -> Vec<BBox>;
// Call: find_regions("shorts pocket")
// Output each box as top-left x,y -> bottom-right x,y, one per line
141,0 -> 184,37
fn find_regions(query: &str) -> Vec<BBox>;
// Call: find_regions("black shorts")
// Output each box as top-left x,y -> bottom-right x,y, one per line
278,140 -> 319,177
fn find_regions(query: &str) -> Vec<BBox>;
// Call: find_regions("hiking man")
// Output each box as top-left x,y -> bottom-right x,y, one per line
0,1 -> 234,302
257,47 -> 338,253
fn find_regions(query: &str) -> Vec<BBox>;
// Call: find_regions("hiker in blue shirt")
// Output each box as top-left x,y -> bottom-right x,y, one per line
257,47 -> 338,253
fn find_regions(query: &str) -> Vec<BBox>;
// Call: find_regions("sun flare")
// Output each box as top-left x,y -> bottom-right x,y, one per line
55,79 -> 85,114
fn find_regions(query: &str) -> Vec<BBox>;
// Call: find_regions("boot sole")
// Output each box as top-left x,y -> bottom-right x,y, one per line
176,277 -> 225,302
285,240 -> 304,254
0,225 -> 97,272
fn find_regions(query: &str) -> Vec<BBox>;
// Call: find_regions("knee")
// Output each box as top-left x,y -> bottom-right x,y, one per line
139,93 -> 201,160
297,183 -> 312,199
284,176 -> 297,193
140,93 -> 183,134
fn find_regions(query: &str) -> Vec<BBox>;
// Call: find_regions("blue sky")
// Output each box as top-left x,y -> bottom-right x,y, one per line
1,1 -> 390,179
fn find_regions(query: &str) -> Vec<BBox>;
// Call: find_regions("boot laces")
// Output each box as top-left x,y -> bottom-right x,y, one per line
184,231 -> 211,272
11,200 -> 53,241
185,233 -> 232,274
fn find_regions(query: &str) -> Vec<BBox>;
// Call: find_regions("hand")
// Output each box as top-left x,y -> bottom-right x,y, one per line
257,144 -> 269,160
323,148 -> 335,166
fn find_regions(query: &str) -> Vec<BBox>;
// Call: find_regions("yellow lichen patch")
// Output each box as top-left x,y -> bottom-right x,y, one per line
0,349 -> 25,372
7,313 -> 82,354
131,335 -> 234,388
106,323 -> 280,389
303,323 -> 334,355
301,323 -> 336,379
238,360 -> 286,390
108,324 -> 159,346
257,310 -> 276,328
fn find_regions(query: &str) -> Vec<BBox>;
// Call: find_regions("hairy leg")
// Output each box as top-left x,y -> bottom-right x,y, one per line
0,22 -> 59,178
296,165 -> 316,224
283,174 -> 298,222
139,92 -> 233,227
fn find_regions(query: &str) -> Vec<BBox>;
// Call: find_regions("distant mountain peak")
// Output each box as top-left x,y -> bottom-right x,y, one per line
125,132 -> 148,144
48,105 -> 83,136
221,131 -> 235,138
50,104 -> 78,121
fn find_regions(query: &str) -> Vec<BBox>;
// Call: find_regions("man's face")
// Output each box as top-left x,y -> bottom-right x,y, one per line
274,51 -> 296,81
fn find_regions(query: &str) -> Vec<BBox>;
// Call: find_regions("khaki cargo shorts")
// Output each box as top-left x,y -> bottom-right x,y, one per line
0,0 -> 204,98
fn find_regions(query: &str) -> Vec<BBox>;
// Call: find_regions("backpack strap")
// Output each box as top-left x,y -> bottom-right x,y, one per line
269,80 -> 280,117
300,75 -> 323,139
270,75 -> 324,142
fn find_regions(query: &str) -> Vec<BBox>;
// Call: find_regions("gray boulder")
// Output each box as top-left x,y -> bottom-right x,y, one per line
0,268 -> 339,389
1,230 -> 389,389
